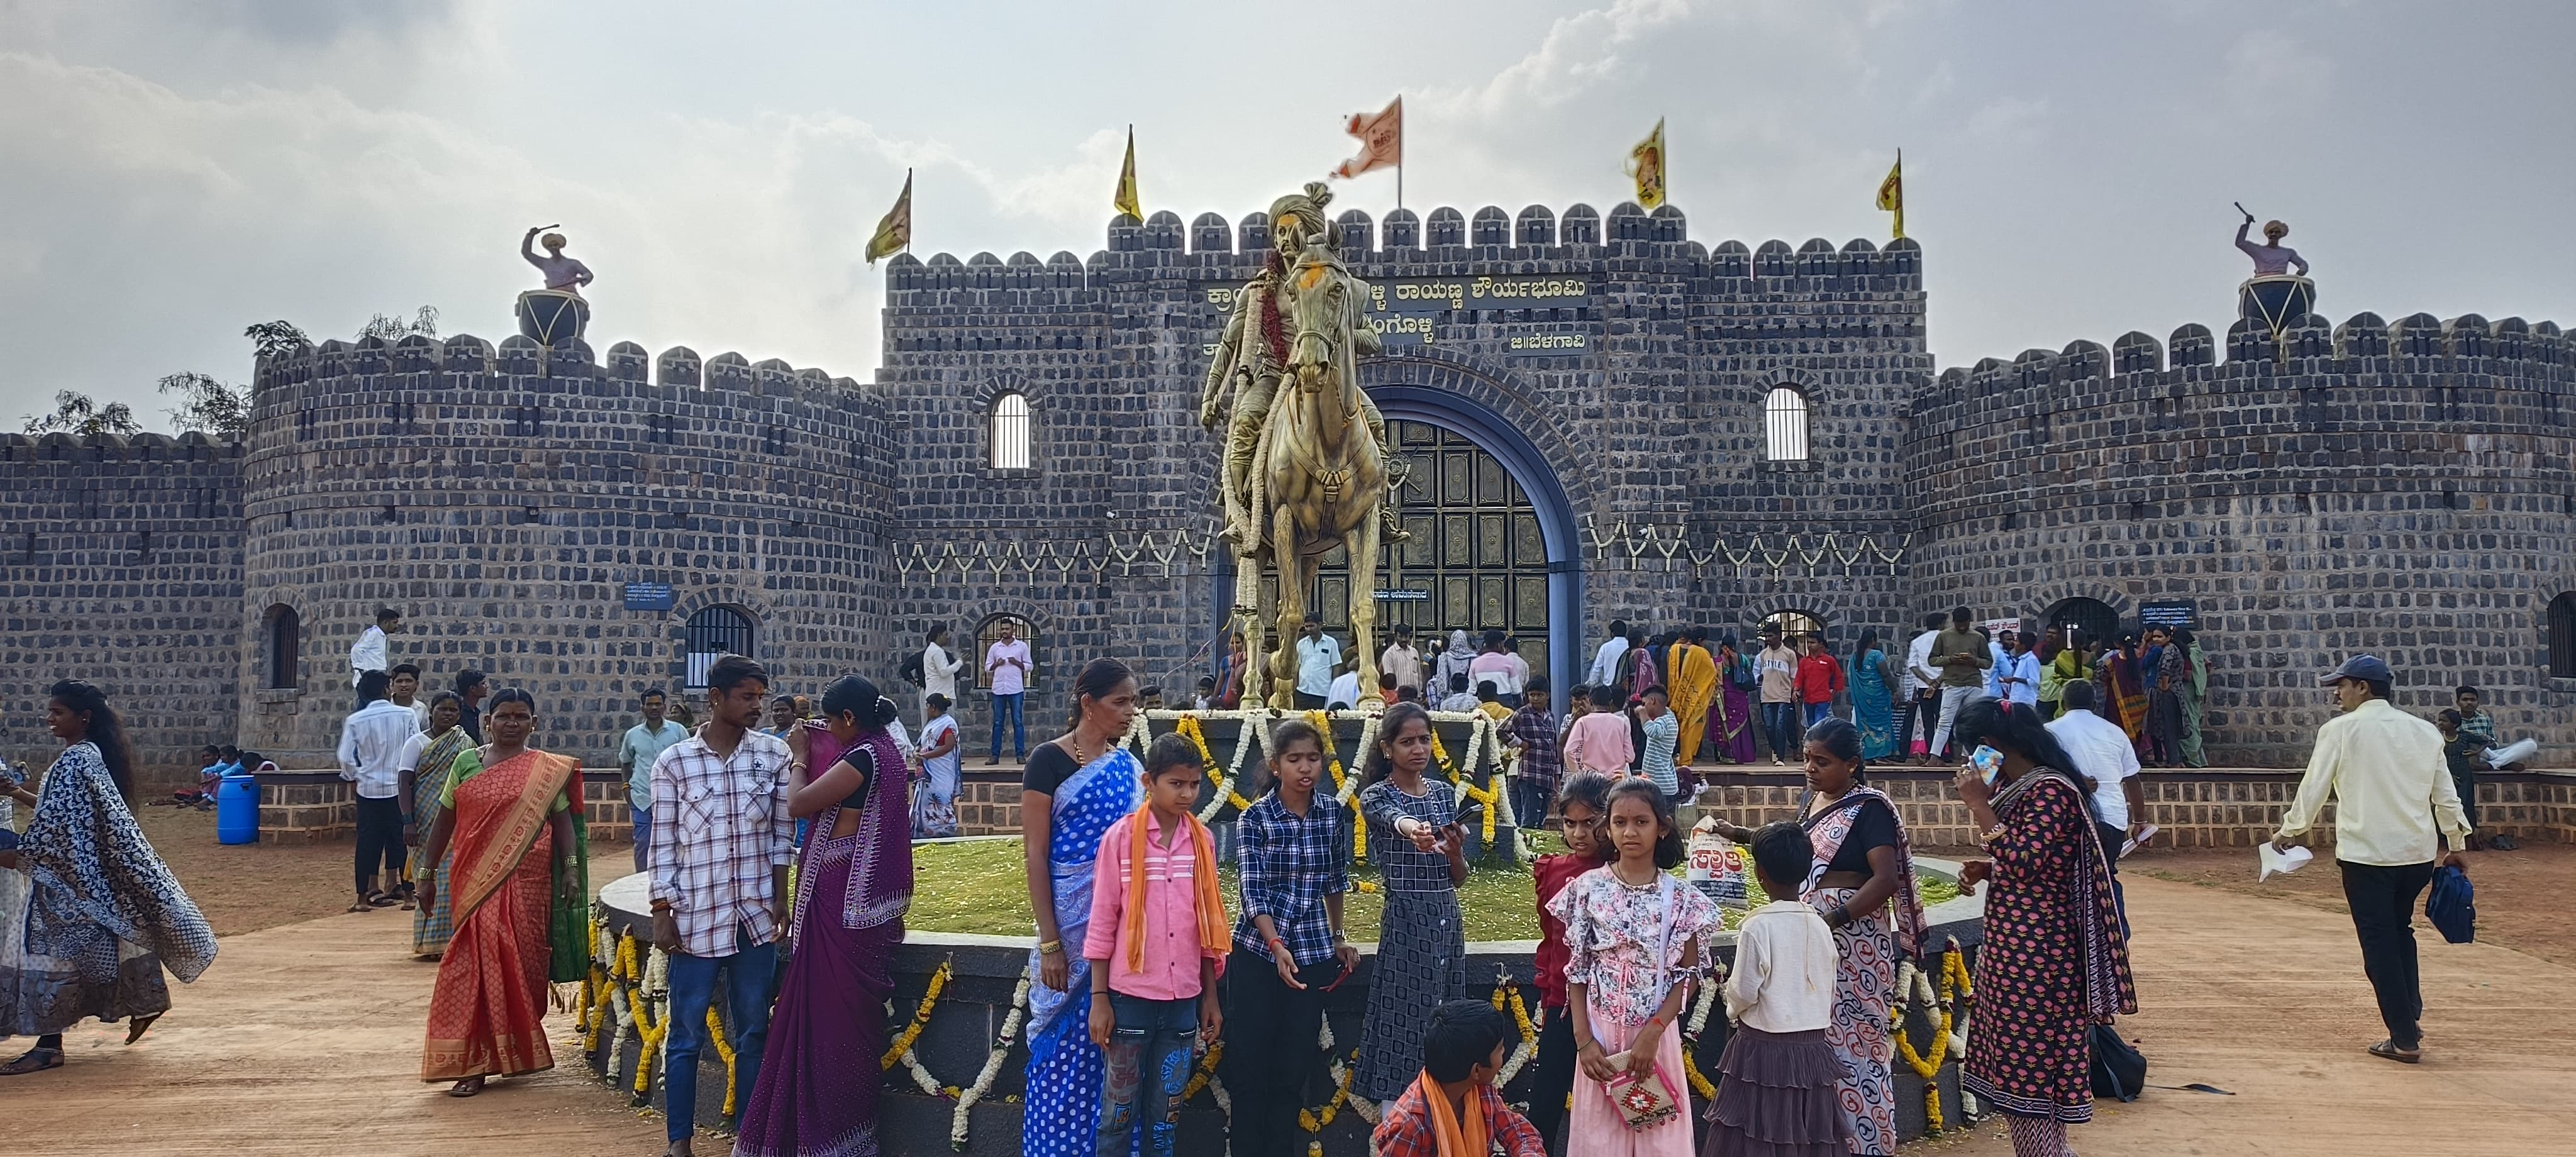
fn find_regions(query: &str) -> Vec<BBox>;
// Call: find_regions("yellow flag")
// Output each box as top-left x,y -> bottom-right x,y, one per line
1876,151 -> 1904,240
865,169 -> 912,265
1625,118 -> 1667,209
1113,125 -> 1142,222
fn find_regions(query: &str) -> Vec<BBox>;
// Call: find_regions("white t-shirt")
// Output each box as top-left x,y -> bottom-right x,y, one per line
1327,670 -> 1362,710
922,641 -> 964,701
2047,708 -> 2141,829
1902,630 -> 1938,697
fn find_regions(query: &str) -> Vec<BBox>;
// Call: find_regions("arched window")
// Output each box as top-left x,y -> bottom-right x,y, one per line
975,614 -> 1036,690
1757,609 -> 1826,641
2045,597 -> 2121,654
990,392 -> 1031,470
2550,592 -> 2576,678
262,604 -> 300,690
684,605 -> 758,689
1764,387 -> 1809,462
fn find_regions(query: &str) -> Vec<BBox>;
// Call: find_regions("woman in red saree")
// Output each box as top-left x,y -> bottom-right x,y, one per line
414,688 -> 590,1096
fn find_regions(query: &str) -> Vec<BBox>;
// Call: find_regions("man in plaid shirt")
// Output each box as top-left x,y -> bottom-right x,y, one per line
1372,1001 -> 1547,1157
648,654 -> 791,1157
1503,675 -> 1562,835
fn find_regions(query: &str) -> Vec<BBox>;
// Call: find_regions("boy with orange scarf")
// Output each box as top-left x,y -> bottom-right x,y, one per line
1084,733 -> 1231,1157
1374,1000 -> 1548,1157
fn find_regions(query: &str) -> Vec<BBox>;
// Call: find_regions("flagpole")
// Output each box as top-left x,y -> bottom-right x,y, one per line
1396,96 -> 1404,214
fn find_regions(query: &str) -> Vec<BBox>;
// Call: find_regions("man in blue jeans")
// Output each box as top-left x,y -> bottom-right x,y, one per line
648,654 -> 791,1157
984,620 -> 1034,765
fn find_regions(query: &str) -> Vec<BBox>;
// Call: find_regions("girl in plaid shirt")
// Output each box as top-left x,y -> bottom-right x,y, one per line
1220,717 -> 1359,1157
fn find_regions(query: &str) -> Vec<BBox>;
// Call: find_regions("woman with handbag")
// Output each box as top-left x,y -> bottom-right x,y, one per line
1549,778 -> 1719,1156
1947,697 -> 2135,1157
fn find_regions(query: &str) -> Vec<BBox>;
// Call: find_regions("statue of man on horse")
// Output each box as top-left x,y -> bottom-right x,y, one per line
1199,183 -> 1394,710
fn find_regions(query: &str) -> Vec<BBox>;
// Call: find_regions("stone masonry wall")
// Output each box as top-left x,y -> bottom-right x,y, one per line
238,331 -> 895,767
1905,313 -> 2576,765
0,431 -> 244,789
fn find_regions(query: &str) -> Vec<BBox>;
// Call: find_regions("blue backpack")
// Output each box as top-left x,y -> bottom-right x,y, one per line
2426,865 -> 2475,945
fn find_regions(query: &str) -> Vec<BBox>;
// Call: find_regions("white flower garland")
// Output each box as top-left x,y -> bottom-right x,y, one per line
952,968 -> 1033,1147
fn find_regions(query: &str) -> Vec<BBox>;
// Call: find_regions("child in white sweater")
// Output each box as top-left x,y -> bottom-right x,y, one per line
1703,822 -> 1852,1157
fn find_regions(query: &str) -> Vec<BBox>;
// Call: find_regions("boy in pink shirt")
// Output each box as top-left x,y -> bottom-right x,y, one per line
1562,698 -> 1636,777
1085,733 -> 1231,1156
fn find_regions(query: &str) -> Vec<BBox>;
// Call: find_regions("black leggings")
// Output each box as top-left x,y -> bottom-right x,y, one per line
1526,1005 -> 1577,1156
354,795 -> 406,895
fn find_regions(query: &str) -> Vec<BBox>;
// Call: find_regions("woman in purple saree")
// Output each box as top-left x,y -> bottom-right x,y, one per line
735,676 -> 914,1157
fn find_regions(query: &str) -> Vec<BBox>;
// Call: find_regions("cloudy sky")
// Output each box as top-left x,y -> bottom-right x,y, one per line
4,0 -> 2571,429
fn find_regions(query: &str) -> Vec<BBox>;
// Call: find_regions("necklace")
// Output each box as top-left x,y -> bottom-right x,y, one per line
1069,729 -> 1100,765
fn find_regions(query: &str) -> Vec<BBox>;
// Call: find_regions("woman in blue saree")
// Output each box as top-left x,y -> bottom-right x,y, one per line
1019,658 -> 1145,1156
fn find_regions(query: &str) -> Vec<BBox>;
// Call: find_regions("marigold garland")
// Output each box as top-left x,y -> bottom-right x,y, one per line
705,1002 -> 740,1117
1890,940 -> 1973,1136
882,956 -> 954,1070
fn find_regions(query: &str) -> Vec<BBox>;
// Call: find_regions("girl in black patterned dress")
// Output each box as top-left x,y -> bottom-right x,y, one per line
1352,702 -> 1471,1112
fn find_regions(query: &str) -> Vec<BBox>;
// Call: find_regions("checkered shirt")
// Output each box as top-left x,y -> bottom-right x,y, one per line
1231,793 -> 1350,967
1506,706 -> 1563,792
647,728 -> 794,958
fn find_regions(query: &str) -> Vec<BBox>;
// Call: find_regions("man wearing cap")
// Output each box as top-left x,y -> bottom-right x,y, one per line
2272,655 -> 2471,1065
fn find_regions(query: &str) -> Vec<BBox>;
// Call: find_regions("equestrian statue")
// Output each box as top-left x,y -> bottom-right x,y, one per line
1199,183 -> 1394,711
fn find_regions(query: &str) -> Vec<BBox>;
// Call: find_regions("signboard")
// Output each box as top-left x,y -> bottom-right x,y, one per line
2138,600 -> 2197,630
1502,327 -> 1591,357
1374,588 -> 1431,602
623,582 -> 676,611
1197,272 -> 1599,354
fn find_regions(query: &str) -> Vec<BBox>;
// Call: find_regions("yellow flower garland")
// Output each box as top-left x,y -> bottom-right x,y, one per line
706,1003 -> 739,1117
1889,943 -> 1974,1135
1173,716 -> 1253,814
625,935 -> 670,1098
1296,1048 -> 1359,1133
882,957 -> 955,1070
1181,1040 -> 1224,1100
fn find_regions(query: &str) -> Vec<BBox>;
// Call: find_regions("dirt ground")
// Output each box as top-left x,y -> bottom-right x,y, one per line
2119,840 -> 2576,968
132,805 -> 639,937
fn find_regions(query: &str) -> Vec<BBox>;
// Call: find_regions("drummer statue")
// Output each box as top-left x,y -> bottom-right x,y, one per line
2234,206 -> 2309,277
515,224 -> 592,347
2233,203 -> 2314,337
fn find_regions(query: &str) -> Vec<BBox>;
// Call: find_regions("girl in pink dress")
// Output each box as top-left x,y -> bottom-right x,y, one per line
1549,778 -> 1721,1157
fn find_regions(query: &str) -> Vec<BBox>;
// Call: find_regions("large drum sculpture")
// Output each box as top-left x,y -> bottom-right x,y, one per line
2238,274 -> 2315,336
516,289 -> 589,346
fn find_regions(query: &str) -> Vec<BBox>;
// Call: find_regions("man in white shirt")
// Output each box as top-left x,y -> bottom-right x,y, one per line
2000,633 -> 2041,708
388,662 -> 430,731
1326,653 -> 1363,711
2048,680 -> 2146,931
338,670 -> 419,911
349,606 -> 401,706
1587,619 -> 1631,689
1903,614 -> 1942,763
1380,624 -> 1423,695
982,622 -> 1033,766
1468,629 -> 1522,705
1293,616 -> 1340,711
918,624 -> 966,724
2272,655 -> 2472,1064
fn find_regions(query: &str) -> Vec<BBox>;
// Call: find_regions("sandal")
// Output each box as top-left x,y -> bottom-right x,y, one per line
367,891 -> 401,909
347,901 -> 375,914
0,1047 -> 64,1076
125,1012 -> 162,1044
2368,1039 -> 2421,1064
448,1076 -> 486,1097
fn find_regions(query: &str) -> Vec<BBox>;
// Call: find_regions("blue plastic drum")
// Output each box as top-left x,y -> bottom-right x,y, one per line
516,289 -> 590,346
216,773 -> 260,845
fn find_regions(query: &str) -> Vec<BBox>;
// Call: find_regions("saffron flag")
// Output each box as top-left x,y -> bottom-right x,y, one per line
1330,96 -> 1402,179
865,169 -> 912,265
1877,151 -> 1904,240
1626,118 -> 1667,209
1113,126 -> 1142,222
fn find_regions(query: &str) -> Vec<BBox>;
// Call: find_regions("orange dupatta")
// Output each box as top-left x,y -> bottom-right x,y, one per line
1414,1071 -> 1489,1157
1120,806 -> 1230,975
445,749 -> 582,930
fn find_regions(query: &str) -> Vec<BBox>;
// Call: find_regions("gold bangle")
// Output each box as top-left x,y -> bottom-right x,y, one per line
1979,823 -> 2007,845
1037,939 -> 1062,956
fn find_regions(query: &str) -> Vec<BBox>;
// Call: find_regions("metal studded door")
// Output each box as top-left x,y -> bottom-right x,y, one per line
1306,419 -> 1550,677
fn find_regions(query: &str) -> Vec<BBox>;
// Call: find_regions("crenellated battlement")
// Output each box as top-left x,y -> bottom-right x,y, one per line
882,204 -> 1923,298
250,333 -> 867,407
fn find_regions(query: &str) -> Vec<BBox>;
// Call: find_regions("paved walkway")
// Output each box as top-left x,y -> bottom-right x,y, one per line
8,873 -> 2568,1154
1934,871 -> 2576,1154
7,909 -> 658,1155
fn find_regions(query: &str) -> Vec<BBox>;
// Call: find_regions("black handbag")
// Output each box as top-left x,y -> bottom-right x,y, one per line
2090,1024 -> 2146,1102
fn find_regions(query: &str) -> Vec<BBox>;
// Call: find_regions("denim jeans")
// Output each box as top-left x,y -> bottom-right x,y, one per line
663,929 -> 780,1140
1802,700 -> 1833,728
1097,990 -> 1200,1157
1760,701 -> 1798,760
629,805 -> 650,874
989,692 -> 1026,760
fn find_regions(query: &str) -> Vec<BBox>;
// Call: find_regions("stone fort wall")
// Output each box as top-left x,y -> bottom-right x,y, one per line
875,201 -> 1929,741
1904,311 -> 2576,765
0,431 -> 244,781
232,332 -> 896,770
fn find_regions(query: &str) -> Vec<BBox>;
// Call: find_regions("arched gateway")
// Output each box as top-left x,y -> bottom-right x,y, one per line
1248,377 -> 1584,698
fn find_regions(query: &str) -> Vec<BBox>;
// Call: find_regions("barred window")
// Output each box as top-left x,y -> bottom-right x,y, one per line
684,605 -> 757,690
2550,592 -> 2576,679
1764,387 -> 1809,462
991,392 -> 1031,470
263,604 -> 300,690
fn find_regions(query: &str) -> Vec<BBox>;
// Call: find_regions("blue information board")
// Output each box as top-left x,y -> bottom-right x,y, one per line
623,582 -> 676,611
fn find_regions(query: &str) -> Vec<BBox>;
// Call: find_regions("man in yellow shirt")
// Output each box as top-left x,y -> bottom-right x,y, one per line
2272,655 -> 2471,1065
